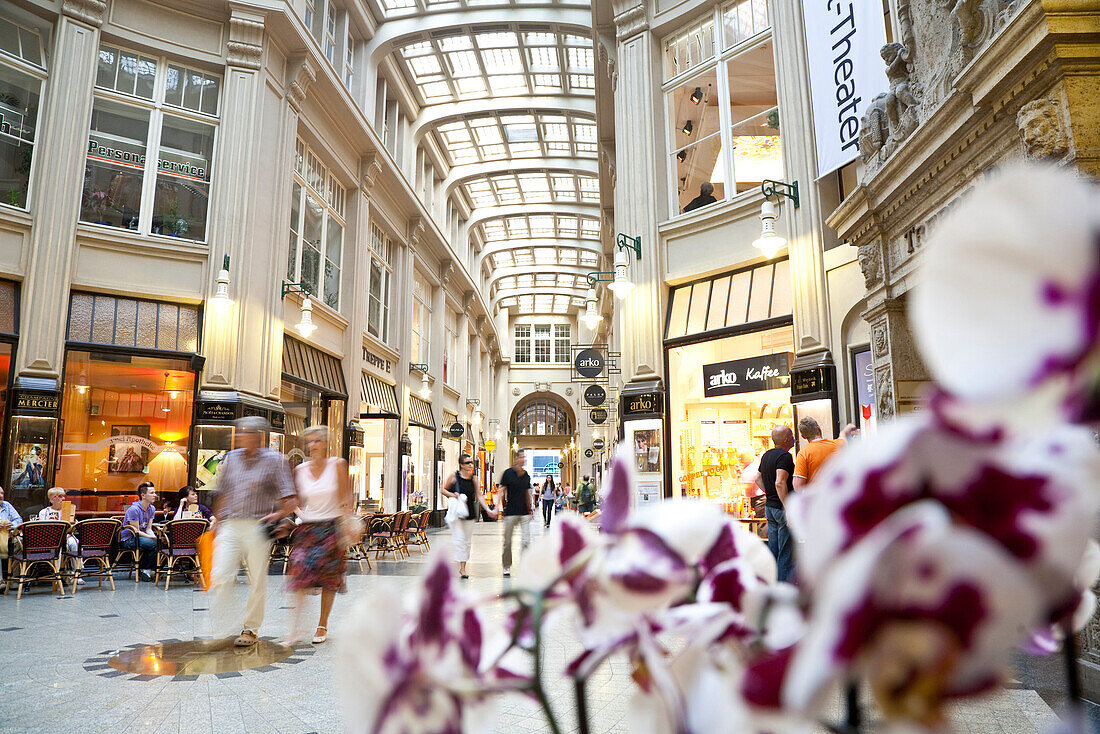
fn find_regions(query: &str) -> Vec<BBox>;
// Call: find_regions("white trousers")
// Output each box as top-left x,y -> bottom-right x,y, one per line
501,515 -> 531,571
211,519 -> 272,635
452,519 -> 474,563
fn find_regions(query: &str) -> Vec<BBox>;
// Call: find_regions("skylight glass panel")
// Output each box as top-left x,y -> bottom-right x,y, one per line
474,126 -> 502,144
478,32 -> 518,48
574,122 -> 596,141
569,74 -> 595,90
543,123 -> 568,141
381,0 -> 417,11
422,81 -> 452,100
482,47 -> 520,72
438,36 -> 473,51
567,47 -> 593,70
564,35 -> 591,46
446,51 -> 480,76
409,55 -> 443,78
533,75 -> 562,91
528,47 -> 560,71
523,33 -> 556,45
534,248 -> 557,264
514,249 -> 535,265
488,75 -> 527,93
456,77 -> 486,95
577,142 -> 598,154
504,123 -> 538,142
580,218 -> 600,237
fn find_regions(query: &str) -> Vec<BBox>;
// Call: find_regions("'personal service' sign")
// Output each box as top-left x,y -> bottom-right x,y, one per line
702,354 -> 791,398
801,1 -> 888,176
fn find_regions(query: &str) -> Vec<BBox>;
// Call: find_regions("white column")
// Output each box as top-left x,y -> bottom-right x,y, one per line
15,3 -> 106,383
611,4 -> 663,381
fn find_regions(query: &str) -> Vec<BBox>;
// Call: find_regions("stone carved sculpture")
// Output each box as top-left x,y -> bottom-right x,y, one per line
857,242 -> 883,289
1017,99 -> 1069,160
877,368 -> 896,420
859,44 -> 921,163
951,0 -> 984,46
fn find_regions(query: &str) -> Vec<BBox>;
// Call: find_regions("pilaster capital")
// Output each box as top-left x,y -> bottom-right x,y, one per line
612,0 -> 648,42
227,6 -> 266,70
62,0 -> 108,28
288,56 -> 316,113
361,153 -> 384,194
462,291 -> 475,314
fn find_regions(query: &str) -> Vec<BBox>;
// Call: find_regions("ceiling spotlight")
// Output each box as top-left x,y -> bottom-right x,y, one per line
690,86 -> 703,105
607,249 -> 634,299
681,120 -> 693,136
295,296 -> 318,337
582,287 -> 603,330
752,200 -> 786,259
676,150 -> 687,163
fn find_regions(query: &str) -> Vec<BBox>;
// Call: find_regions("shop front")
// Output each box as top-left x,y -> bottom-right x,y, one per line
0,280 -> 21,510
280,336 -> 348,471
404,395 -> 435,512
55,292 -> 201,517
664,259 -> 795,518
355,370 -> 400,513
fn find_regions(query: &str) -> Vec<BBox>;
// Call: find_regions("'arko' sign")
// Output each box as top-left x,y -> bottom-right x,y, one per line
702,354 -> 791,398
574,348 -> 605,379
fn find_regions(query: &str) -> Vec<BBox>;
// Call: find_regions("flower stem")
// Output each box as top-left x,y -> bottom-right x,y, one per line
1063,621 -> 1081,706
530,598 -> 563,734
574,677 -> 591,734
844,681 -> 860,732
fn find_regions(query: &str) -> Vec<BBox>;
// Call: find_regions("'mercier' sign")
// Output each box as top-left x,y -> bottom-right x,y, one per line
801,1 -> 888,176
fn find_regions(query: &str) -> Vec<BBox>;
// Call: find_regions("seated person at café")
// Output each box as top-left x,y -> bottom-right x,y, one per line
37,487 -> 78,554
167,486 -> 214,523
0,485 -> 22,577
120,482 -> 159,581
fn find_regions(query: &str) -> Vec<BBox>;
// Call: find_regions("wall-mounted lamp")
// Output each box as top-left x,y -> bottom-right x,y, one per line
487,418 -> 501,439
752,179 -> 800,259
690,86 -> 703,105
210,254 -> 233,311
281,281 -> 317,337
511,437 -> 519,452
75,371 -> 88,395
465,398 -> 481,408
410,362 -> 431,399
681,119 -> 693,136
582,287 -> 603,330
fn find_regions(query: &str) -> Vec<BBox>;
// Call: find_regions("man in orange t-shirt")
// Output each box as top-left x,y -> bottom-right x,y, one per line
792,417 -> 854,491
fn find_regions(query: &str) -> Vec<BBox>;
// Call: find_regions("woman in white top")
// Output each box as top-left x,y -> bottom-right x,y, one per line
37,487 -> 79,554
286,425 -> 352,645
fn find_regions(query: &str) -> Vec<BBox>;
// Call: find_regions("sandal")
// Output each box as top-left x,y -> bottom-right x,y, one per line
312,626 -> 327,644
234,629 -> 258,647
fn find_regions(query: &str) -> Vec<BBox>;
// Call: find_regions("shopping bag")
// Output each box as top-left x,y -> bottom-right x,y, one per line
197,530 -> 215,591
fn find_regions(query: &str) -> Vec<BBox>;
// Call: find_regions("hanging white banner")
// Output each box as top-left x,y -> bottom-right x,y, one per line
801,1 -> 889,177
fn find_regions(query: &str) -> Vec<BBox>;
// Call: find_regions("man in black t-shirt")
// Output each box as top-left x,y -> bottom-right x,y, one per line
755,425 -> 796,583
499,450 -> 533,577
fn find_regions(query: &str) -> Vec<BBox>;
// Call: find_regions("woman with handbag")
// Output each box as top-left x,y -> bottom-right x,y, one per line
286,425 -> 354,645
441,452 -> 497,579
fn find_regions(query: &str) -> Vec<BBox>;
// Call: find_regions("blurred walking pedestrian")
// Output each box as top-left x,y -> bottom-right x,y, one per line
442,452 -> 497,579
499,449 -> 532,578
540,475 -> 557,527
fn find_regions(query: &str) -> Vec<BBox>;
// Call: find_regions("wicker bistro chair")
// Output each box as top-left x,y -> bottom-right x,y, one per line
4,521 -> 69,599
67,518 -> 122,594
367,514 -> 402,561
392,511 -> 413,559
403,510 -> 431,553
154,518 -> 210,590
344,516 -> 373,573
269,529 -> 293,574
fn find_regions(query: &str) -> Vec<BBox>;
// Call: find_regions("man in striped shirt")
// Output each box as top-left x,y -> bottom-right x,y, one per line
211,416 -> 296,647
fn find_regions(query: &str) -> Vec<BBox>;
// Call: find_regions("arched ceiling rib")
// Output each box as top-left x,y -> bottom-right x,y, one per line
378,9 -> 599,314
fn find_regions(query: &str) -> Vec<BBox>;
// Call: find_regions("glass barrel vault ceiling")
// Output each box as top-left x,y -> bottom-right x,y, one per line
385,12 -> 600,315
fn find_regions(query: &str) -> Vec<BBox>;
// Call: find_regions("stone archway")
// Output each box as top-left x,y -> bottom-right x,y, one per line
509,391 -> 577,488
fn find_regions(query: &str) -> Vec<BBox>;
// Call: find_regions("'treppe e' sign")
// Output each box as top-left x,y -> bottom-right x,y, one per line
574,348 -> 605,379
702,354 -> 791,398
583,384 -> 606,406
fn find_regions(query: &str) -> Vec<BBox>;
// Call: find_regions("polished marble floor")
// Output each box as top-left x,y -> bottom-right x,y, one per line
0,520 -> 1092,733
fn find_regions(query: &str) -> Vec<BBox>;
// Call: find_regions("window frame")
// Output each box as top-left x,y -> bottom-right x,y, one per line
0,17 -> 46,212
443,310 -> 458,387
366,222 -> 392,344
514,323 -> 531,364
84,43 -> 221,241
411,272 -> 431,365
287,138 -> 346,311
662,4 -> 779,218
553,323 -> 570,363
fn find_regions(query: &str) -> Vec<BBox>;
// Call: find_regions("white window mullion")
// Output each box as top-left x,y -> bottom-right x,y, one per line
140,107 -> 164,235
295,180 -> 306,281
714,54 -> 734,203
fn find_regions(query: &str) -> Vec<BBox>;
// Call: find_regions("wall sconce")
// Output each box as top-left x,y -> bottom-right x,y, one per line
752,179 -> 800,259
75,371 -> 88,395
681,119 -> 693,136
690,86 -> 703,105
582,287 -> 603,330
410,362 -> 431,399
587,233 -> 641,302
281,281 -> 317,337
511,437 -> 519,452
210,254 -> 233,311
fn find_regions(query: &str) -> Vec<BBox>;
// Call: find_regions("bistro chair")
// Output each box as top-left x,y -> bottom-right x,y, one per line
404,510 -> 431,554
269,529 -> 294,574
345,516 -> 372,573
67,518 -> 121,594
367,514 -> 401,561
4,520 -> 68,599
393,511 -> 413,558
154,518 -> 210,590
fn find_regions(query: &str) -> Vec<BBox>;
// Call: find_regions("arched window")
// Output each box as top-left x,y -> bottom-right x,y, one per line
512,399 -> 574,436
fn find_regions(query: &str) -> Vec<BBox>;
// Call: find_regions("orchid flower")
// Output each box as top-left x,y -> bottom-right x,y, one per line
910,163 -> 1100,427
336,554 -> 519,734
787,414 -> 1100,624
756,503 -> 1043,728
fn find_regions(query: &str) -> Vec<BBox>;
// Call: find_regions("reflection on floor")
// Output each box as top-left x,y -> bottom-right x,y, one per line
0,521 -> 1094,733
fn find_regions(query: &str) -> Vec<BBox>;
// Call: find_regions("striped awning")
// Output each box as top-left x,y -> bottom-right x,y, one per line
282,336 -> 347,397
361,373 -> 399,417
409,396 -> 436,431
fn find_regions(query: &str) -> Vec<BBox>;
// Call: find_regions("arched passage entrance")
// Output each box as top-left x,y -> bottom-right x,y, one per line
509,392 -> 577,489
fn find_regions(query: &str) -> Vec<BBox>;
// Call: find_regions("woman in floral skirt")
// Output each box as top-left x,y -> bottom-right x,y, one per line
286,425 -> 353,645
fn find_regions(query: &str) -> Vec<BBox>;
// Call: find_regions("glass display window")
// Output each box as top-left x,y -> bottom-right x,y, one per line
668,324 -> 794,516
351,418 -> 392,511
57,350 -> 195,516
279,379 -> 345,470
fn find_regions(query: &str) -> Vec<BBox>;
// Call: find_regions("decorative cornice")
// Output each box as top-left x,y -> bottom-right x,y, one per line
288,56 -> 316,113
409,217 -> 426,248
227,9 -> 266,70
362,154 -> 384,194
62,0 -> 108,27
440,259 -> 455,287
613,3 -> 647,42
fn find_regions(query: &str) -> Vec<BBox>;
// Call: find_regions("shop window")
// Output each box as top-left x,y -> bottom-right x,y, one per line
665,259 -> 791,341
66,292 -> 200,353
406,425 -> 433,510
84,44 -> 220,241
514,324 -> 531,363
668,68 -> 722,213
56,350 -> 195,517
367,223 -> 391,342
0,27 -> 43,210
287,139 -> 345,310
554,324 -> 571,363
0,341 -> 11,493
444,310 -> 458,386
411,273 -> 431,365
726,41 -> 781,195
721,0 -> 769,49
